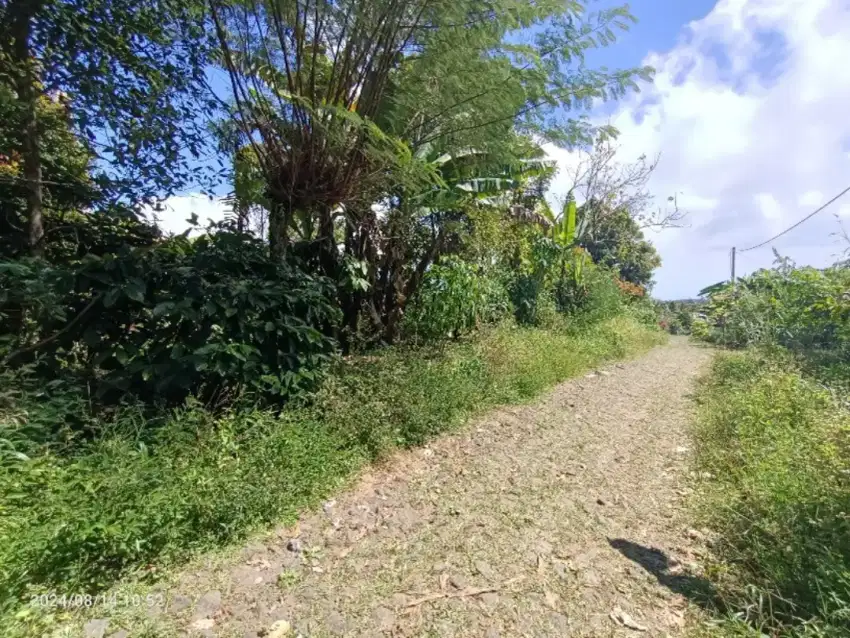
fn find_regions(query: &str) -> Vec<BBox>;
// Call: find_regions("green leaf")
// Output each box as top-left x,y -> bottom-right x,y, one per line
565,196 -> 577,245
125,278 -> 146,303
153,301 -> 176,318
104,288 -> 121,308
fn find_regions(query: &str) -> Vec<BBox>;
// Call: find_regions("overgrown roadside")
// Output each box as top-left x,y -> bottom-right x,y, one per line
2,316 -> 663,636
53,337 -> 713,638
687,262 -> 850,637
690,350 -> 850,637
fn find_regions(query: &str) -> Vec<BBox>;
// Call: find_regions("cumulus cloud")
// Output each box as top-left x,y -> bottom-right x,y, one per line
549,0 -> 850,298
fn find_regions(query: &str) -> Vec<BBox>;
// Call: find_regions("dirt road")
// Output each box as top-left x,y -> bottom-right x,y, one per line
122,337 -> 713,638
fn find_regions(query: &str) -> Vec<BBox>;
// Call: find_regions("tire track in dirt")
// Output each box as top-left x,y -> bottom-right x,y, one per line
143,337 -> 714,638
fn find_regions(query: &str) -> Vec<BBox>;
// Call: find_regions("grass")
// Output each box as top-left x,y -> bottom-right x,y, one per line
691,349 -> 850,637
0,315 -> 664,636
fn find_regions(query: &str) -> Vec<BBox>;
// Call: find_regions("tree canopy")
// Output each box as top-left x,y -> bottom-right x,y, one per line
0,0 -> 666,377
0,0 -> 214,253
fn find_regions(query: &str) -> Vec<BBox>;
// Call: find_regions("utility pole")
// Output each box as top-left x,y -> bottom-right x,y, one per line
730,246 -> 737,290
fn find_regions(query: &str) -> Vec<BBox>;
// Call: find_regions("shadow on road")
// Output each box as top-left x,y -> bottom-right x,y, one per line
608,538 -> 716,603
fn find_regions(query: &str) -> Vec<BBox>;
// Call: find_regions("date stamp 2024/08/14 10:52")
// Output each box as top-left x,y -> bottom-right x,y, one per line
29,592 -> 165,610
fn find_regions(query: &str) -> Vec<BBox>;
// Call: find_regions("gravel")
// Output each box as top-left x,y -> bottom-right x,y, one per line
120,337 -> 715,637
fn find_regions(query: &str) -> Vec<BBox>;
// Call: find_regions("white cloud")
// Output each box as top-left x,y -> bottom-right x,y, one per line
548,0 -> 850,298
144,194 -> 231,236
755,193 -> 781,220
798,190 -> 823,207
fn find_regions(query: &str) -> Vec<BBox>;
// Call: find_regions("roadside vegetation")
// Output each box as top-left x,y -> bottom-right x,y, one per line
0,0 -> 674,633
658,298 -> 704,335
691,256 -> 850,637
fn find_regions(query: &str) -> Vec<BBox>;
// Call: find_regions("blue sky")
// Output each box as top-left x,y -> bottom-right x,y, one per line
545,0 -> 850,298
156,0 -> 850,300
586,0 -> 720,70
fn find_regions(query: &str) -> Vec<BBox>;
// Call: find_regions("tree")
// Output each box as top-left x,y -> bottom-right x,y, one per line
0,84 -> 95,257
209,0 -> 433,260
578,204 -> 661,288
211,0 -> 651,341
0,0 -> 215,254
562,134 -> 686,237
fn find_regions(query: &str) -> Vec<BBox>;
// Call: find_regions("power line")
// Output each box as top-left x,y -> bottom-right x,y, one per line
739,184 -> 850,253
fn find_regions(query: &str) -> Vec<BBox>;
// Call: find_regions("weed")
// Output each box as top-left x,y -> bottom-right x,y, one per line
276,570 -> 301,589
692,351 -> 850,637
0,317 -> 663,634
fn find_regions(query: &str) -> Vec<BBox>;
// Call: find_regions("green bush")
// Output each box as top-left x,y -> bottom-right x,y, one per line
693,351 -> 850,636
402,257 -> 511,342
557,264 -> 626,330
1,231 -> 340,408
697,265 -> 850,356
0,316 -> 664,633
508,237 -> 558,326
624,296 -> 660,329
508,238 -> 627,329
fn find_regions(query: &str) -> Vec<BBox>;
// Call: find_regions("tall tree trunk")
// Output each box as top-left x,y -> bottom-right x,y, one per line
317,204 -> 338,278
22,89 -> 42,255
7,0 -> 45,255
268,200 -> 290,260
382,230 -> 444,344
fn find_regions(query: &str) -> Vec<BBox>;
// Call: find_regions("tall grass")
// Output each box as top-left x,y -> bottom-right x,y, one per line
0,316 -> 663,635
692,351 -> 850,637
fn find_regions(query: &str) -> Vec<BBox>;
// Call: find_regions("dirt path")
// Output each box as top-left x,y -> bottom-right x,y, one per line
131,337 -> 713,638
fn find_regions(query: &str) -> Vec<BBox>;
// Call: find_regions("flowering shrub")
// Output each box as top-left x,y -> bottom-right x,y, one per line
615,278 -> 645,298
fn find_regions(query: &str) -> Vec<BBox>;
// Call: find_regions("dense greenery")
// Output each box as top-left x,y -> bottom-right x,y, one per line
0,0 -> 673,632
580,205 -> 661,288
2,316 -> 663,636
2,232 -> 339,408
0,0 -> 215,252
693,352 -> 850,637
695,258 -> 850,371
0,0 -> 666,416
657,298 -> 703,335
692,259 -> 850,636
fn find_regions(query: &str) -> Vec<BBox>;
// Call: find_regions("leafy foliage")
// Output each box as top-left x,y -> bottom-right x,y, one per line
694,260 -> 850,370
0,89 -> 95,235
0,0 -> 216,202
694,352 -> 850,637
2,232 -> 340,408
0,316 -> 663,634
212,0 -> 651,340
580,205 -> 661,288
402,258 -> 511,342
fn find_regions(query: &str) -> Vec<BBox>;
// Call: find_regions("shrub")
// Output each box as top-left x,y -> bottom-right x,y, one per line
624,297 -> 660,328
697,265 -> 850,355
402,258 -> 511,342
693,351 -> 850,636
556,262 -> 626,330
508,240 -> 627,329
0,259 -> 73,353
1,232 -> 340,408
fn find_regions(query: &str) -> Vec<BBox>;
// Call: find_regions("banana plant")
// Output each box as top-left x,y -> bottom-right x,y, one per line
412,143 -> 555,214
539,192 -> 592,288
542,192 -> 590,248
